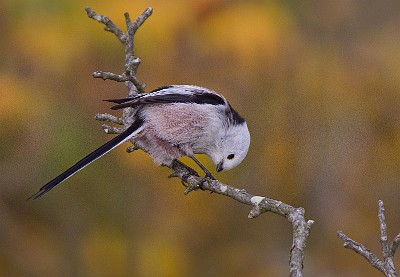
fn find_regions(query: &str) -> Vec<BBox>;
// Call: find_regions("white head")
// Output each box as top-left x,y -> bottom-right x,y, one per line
209,122 -> 250,172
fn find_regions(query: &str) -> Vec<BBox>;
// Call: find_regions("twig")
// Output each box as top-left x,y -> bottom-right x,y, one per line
338,231 -> 384,271
391,234 -> 400,256
85,7 -> 125,42
85,7 -> 149,94
101,124 -> 123,135
338,200 -> 398,276
95,113 -> 123,125
86,6 -> 313,276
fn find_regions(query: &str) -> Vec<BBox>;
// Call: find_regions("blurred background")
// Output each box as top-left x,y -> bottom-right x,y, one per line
1,0 -> 400,276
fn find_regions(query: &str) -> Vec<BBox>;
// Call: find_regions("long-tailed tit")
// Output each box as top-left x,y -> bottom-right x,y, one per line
29,85 -> 250,199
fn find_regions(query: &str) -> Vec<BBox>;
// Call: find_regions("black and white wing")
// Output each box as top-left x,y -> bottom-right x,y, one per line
105,85 -> 226,110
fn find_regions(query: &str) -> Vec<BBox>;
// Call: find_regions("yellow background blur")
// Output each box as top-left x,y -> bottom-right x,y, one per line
1,0 -> 400,276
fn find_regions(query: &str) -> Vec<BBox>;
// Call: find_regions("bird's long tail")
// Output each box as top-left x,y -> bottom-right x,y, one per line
28,119 -> 144,200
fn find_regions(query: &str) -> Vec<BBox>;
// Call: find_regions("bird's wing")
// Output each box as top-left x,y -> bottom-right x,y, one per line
225,103 -> 246,126
28,118 -> 144,200
105,85 -> 226,110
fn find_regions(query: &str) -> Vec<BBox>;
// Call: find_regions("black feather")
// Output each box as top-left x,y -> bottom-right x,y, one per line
106,86 -> 226,110
226,103 -> 246,125
28,118 -> 144,200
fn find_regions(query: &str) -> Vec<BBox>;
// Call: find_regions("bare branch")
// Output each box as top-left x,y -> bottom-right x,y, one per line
122,8 -> 152,94
95,113 -> 124,125
92,71 -> 126,82
87,6 -> 313,277
337,231 -> 384,271
168,160 -> 314,277
101,124 -> 123,135
379,200 -> 391,261
338,201 -> 398,277
86,7 -> 147,94
130,8 -> 153,34
85,7 -> 125,43
391,234 -> 400,256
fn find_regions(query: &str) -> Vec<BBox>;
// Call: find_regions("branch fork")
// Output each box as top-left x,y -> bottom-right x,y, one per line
338,200 -> 399,276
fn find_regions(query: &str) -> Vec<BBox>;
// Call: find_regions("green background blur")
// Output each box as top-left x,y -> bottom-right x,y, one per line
1,0 -> 400,276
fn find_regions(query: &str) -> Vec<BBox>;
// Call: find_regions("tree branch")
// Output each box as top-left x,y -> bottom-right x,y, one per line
85,7 -> 125,43
86,6 -> 313,276
95,113 -> 124,125
168,159 -> 314,276
338,200 -> 398,276
391,233 -> 400,257
85,7 -> 148,94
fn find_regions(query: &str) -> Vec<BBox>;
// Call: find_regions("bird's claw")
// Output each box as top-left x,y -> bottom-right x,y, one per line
179,171 -> 196,187
198,173 -> 216,190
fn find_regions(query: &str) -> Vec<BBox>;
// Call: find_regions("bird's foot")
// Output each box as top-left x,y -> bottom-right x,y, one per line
198,172 -> 216,190
168,160 -> 199,187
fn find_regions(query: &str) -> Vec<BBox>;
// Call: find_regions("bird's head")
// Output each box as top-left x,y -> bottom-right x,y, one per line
210,122 -> 250,172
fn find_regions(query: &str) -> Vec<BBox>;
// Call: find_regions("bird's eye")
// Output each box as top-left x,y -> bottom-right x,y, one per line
227,154 -> 235,160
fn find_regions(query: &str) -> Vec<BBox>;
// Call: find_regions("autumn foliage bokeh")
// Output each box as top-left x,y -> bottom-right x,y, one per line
1,1 -> 400,276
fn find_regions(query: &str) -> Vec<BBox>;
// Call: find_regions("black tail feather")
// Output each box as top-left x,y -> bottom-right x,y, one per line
28,119 -> 143,200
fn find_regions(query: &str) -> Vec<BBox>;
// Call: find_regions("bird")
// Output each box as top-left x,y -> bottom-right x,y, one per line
29,85 -> 250,199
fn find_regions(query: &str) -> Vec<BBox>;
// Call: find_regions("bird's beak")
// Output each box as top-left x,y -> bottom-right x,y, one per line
216,161 -> 224,172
